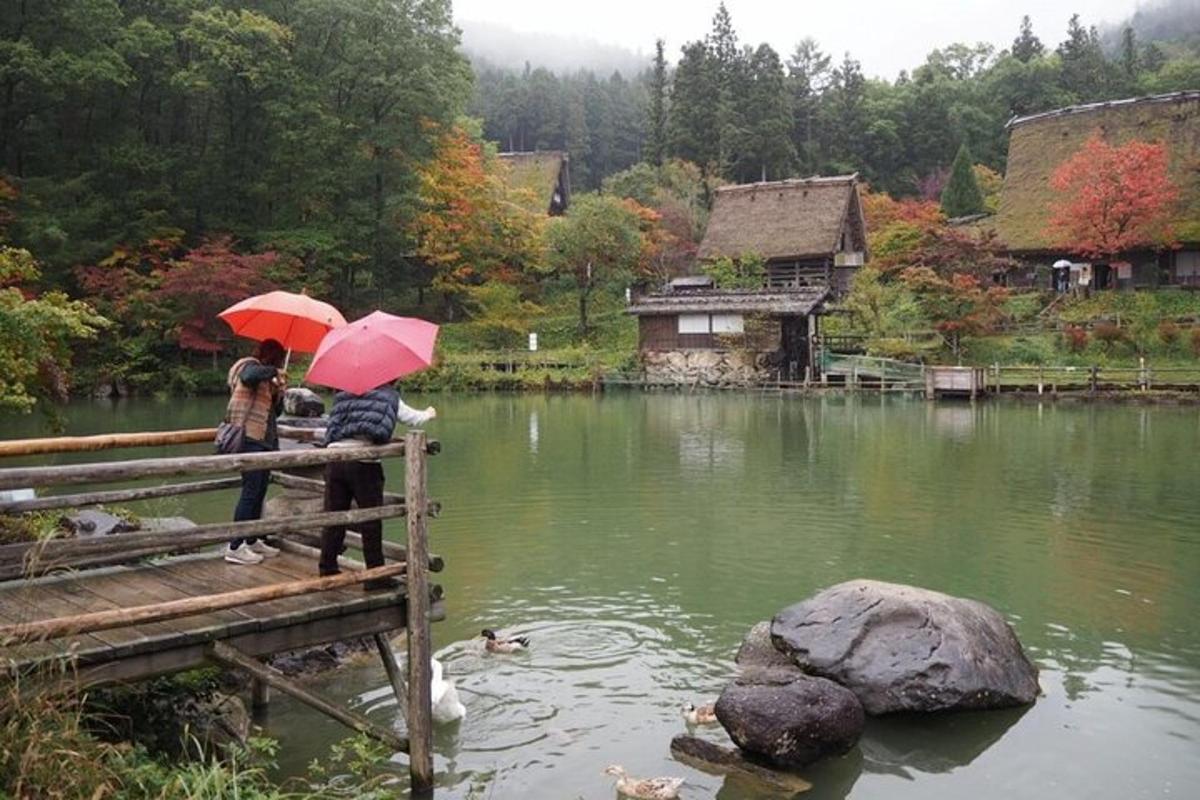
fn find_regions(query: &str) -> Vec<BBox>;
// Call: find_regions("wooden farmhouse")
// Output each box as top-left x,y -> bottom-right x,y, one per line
626,175 -> 868,386
992,91 -> 1200,289
698,175 -> 868,292
496,150 -> 571,215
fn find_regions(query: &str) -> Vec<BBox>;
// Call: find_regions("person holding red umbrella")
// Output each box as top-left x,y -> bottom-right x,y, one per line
223,338 -> 287,565
218,290 -> 347,566
305,312 -> 439,589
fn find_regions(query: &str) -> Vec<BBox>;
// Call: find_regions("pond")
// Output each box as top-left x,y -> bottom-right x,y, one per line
6,393 -> 1200,799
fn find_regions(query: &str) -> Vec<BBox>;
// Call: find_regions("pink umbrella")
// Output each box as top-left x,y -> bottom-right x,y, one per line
305,311 -> 439,394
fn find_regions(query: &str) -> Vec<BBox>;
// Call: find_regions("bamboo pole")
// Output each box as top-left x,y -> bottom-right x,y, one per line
0,442 -> 421,491
0,429 -> 216,458
0,563 -> 406,645
0,477 -> 244,514
0,505 -> 410,581
405,430 -> 434,797
207,641 -> 408,753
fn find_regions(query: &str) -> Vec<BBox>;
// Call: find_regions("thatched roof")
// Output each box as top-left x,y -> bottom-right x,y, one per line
698,176 -> 867,262
496,151 -> 569,214
996,91 -> 1200,252
627,287 -> 830,316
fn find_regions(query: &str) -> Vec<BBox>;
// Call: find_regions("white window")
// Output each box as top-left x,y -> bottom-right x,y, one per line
678,314 -> 710,334
1177,251 -> 1200,278
711,313 -> 745,334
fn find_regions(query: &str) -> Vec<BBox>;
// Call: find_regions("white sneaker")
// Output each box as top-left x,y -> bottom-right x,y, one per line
225,544 -> 263,565
250,540 -> 280,558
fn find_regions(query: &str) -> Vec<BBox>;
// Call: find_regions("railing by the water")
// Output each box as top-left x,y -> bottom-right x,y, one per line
0,428 -> 442,793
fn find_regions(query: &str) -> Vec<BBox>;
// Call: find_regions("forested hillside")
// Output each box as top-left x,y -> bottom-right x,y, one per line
469,4 -> 1200,193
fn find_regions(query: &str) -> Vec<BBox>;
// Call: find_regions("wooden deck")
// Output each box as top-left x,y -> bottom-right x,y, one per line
0,549 -> 442,686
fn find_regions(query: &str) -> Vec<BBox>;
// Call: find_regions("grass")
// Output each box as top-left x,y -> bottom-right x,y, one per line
0,662 -> 398,799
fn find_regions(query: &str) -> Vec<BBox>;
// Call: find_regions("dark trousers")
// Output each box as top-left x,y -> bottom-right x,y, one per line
231,438 -> 272,547
319,460 -> 385,575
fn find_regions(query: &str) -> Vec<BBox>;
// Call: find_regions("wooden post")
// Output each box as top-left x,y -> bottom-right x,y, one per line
1090,364 -> 1099,393
405,429 -> 434,796
207,642 -> 408,753
0,428 -> 216,457
375,632 -> 408,715
251,679 -> 271,714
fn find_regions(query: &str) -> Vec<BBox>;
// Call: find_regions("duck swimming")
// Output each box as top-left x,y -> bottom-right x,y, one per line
604,765 -> 685,799
681,702 -> 718,726
481,628 -> 529,654
430,657 -> 466,724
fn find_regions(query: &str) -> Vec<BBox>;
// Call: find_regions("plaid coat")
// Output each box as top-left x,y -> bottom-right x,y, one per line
225,357 -> 280,444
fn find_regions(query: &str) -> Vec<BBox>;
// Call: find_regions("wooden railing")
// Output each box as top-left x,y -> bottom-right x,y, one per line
0,430 -> 441,792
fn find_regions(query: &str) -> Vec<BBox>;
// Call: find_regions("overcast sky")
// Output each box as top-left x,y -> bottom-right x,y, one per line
454,0 -> 1144,77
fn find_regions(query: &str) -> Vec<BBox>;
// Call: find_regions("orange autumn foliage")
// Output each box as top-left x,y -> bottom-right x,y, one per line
1047,132 -> 1180,260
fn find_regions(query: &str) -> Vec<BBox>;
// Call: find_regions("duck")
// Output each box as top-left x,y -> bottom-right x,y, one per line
603,765 -> 685,800
481,628 -> 529,654
430,657 -> 466,724
681,702 -> 718,726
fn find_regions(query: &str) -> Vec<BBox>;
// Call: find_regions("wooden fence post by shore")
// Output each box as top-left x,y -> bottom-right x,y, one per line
405,429 -> 434,796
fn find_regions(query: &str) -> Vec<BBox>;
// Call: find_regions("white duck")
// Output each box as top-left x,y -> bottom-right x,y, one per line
604,765 -> 685,800
430,657 -> 466,724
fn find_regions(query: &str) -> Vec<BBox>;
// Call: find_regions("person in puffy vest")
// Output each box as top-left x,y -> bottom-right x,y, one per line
319,383 -> 436,589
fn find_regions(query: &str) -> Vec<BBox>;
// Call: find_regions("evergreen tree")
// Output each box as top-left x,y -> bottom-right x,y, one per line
1120,26 -> 1140,79
1057,14 -> 1113,99
741,44 -> 795,182
667,41 -> 719,168
706,3 -> 746,174
1012,15 -> 1044,62
788,37 -> 832,174
647,39 -> 668,166
940,144 -> 986,218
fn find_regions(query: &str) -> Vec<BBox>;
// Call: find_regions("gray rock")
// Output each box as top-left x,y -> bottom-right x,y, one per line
137,516 -> 197,533
736,620 -> 800,671
59,510 -> 137,538
715,674 -> 865,768
284,387 -> 325,417
771,579 -> 1039,715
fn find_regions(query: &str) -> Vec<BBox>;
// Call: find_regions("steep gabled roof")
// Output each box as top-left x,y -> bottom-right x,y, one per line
496,151 -> 570,215
996,91 -> 1200,252
698,175 -> 866,262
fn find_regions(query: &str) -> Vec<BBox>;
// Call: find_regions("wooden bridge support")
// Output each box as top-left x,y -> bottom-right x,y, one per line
405,429 -> 434,796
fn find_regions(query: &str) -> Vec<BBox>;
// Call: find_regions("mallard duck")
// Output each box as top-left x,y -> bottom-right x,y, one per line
430,657 -> 466,724
681,702 -> 718,726
481,628 -> 529,654
604,765 -> 685,800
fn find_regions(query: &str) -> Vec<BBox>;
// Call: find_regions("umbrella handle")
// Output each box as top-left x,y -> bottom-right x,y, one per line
284,348 -> 292,371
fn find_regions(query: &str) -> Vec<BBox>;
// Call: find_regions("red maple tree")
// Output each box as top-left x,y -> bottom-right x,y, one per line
1047,132 -> 1179,260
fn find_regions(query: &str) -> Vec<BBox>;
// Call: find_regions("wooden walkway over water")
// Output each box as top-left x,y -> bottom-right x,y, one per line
0,428 -> 443,794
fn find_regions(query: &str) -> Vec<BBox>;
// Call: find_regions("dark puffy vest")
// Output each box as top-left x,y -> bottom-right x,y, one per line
323,387 -> 399,445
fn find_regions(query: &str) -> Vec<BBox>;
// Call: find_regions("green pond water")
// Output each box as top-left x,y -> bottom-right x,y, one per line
6,393 -> 1200,799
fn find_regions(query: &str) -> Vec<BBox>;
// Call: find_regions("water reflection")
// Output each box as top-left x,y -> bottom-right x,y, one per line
6,394 -> 1200,799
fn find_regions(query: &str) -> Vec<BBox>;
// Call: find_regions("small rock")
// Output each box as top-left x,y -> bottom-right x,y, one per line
284,387 -> 325,417
715,674 -> 865,768
59,510 -> 137,538
771,579 -> 1039,715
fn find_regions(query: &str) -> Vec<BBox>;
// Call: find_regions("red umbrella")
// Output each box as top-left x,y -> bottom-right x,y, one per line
219,291 -> 347,363
305,311 -> 438,394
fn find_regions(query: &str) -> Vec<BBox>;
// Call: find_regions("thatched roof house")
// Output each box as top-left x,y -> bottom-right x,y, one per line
994,91 -> 1200,287
496,151 -> 571,215
698,175 -> 868,293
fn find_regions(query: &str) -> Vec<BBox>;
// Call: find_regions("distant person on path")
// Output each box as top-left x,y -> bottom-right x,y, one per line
318,384 -> 435,589
225,338 -> 287,565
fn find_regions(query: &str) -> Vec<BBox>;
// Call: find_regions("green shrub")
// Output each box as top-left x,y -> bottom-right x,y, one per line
1006,336 -> 1056,365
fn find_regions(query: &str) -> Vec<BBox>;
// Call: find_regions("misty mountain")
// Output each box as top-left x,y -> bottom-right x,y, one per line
458,19 -> 650,76
1102,0 -> 1200,52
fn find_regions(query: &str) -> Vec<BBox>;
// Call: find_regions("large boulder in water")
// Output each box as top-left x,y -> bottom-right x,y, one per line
715,673 -> 865,768
283,387 -> 325,418
771,579 -> 1039,715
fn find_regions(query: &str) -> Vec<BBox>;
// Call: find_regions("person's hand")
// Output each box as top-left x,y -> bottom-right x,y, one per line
274,369 -> 289,388
425,406 -> 437,420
